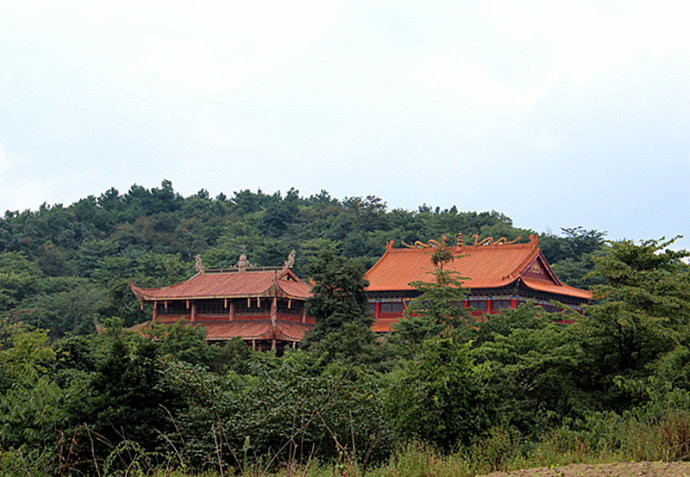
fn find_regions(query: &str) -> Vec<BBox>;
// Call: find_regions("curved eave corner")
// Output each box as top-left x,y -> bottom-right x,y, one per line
130,279 -> 150,302
518,277 -> 592,300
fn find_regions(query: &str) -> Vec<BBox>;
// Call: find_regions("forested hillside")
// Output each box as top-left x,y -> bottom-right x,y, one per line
0,182 -> 688,476
0,180 -> 605,338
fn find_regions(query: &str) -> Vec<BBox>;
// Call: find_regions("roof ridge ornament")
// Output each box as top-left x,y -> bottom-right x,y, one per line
237,253 -> 255,272
283,249 -> 296,270
471,234 -> 521,246
194,254 -> 205,274
496,236 -> 520,245
401,235 -> 449,249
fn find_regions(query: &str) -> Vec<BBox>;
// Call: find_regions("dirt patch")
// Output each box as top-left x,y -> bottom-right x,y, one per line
479,461 -> 690,477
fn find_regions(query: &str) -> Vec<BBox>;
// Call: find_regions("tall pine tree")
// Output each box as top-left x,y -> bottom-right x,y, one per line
301,250 -> 374,359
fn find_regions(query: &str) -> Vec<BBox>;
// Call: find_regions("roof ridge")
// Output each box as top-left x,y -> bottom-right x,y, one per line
463,241 -> 534,249
204,266 -> 283,273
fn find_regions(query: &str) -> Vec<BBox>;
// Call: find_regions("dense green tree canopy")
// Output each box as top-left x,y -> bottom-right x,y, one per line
578,237 -> 690,409
392,246 -> 472,355
387,337 -> 489,450
0,180 -> 604,338
302,249 -> 373,349
0,233 -> 688,474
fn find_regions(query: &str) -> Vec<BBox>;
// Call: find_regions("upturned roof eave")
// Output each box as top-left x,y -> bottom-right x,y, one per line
517,277 -> 592,300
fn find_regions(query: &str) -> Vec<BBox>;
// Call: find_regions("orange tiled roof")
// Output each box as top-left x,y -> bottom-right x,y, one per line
136,318 -> 313,342
365,236 -> 591,300
131,268 -> 312,302
275,321 -> 313,340
200,319 -> 272,340
521,277 -> 591,300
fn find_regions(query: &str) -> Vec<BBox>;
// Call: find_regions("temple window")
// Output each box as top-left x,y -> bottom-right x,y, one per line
381,302 -> 403,313
493,299 -> 512,310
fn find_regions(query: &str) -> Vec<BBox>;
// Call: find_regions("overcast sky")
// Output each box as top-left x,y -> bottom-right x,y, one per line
1,1 -> 688,249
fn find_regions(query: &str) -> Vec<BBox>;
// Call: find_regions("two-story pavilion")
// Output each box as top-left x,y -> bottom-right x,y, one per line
130,253 -> 314,352
365,233 -> 591,333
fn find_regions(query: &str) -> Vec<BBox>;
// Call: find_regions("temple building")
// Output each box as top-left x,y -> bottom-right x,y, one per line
365,233 -> 591,333
130,252 -> 314,352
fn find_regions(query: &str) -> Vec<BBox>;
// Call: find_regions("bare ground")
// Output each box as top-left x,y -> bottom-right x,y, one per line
479,461 -> 690,477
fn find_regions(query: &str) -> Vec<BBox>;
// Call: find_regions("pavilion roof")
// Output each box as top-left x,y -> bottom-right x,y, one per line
134,318 -> 313,342
131,267 -> 312,302
364,235 -> 591,300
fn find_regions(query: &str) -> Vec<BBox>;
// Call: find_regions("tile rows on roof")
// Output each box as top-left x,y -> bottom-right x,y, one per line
365,240 -> 591,300
135,318 -> 314,342
365,242 -> 540,290
131,268 -> 312,301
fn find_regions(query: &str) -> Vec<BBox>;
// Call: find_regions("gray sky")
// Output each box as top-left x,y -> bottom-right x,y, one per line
1,1 -> 688,249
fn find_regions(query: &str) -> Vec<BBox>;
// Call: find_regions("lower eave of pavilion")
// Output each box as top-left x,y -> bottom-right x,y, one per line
134,291 -> 307,303
135,317 -> 313,342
